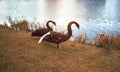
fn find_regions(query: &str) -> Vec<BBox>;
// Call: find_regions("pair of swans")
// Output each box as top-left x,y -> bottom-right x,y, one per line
31,20 -> 80,48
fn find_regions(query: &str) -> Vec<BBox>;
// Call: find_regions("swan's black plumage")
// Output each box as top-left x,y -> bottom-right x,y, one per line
41,21 -> 80,48
31,20 -> 56,37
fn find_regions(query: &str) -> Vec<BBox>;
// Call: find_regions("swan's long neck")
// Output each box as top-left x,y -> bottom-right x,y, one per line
46,20 -> 56,31
67,23 -> 72,38
66,21 -> 79,38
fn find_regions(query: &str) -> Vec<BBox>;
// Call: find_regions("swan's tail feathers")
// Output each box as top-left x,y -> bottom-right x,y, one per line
38,32 -> 50,44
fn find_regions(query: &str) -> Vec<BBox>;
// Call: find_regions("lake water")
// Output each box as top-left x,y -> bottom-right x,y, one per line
0,0 -> 120,42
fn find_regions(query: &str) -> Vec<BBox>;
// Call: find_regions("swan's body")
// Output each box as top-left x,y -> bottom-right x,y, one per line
31,20 -> 56,37
39,21 -> 80,48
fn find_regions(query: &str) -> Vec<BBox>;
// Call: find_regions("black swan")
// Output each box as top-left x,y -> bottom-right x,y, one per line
38,21 -> 80,48
31,20 -> 56,37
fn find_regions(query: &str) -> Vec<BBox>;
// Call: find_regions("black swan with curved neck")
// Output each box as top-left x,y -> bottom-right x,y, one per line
38,21 -> 80,48
31,20 -> 56,37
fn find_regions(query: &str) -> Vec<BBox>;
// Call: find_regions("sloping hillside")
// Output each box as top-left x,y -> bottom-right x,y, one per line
0,27 -> 120,72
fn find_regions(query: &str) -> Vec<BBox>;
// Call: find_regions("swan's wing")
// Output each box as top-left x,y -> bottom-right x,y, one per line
48,32 -> 65,42
38,32 -> 50,44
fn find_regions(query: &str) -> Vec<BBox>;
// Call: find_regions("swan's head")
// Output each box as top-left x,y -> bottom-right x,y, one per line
47,20 -> 56,26
73,21 -> 80,29
76,23 -> 80,29
69,21 -> 80,29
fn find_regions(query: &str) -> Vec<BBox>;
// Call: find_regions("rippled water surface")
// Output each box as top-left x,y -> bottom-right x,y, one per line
0,0 -> 120,41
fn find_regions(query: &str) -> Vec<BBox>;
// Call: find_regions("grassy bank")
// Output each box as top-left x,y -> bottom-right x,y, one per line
1,19 -> 120,50
0,25 -> 120,72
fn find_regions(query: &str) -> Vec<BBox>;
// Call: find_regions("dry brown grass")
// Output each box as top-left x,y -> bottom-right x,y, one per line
0,23 -> 11,29
74,33 -> 88,44
75,33 -> 120,50
10,19 -> 30,31
111,35 -> 120,49
6,17 -> 43,32
0,26 -> 120,72
94,33 -> 120,50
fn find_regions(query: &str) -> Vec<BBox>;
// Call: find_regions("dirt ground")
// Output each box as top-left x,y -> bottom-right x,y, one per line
0,28 -> 120,72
